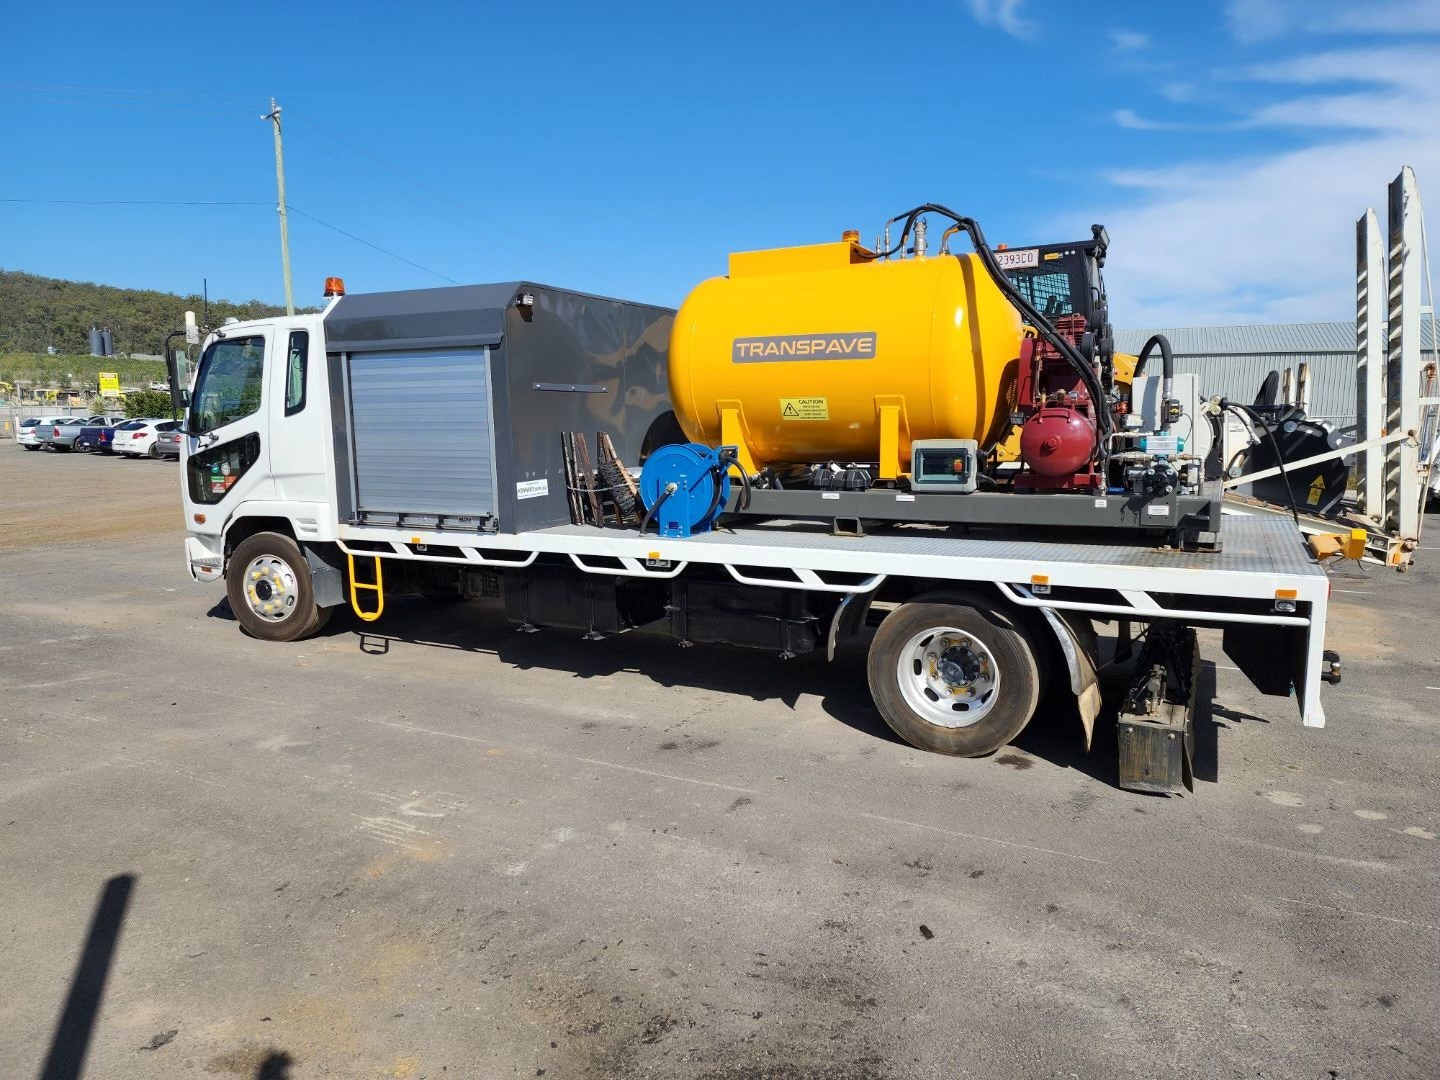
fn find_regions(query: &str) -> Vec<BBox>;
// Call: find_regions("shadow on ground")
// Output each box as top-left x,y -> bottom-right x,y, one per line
207,591 -> 1268,792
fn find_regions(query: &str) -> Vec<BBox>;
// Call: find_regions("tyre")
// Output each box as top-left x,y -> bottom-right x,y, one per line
227,531 -> 328,642
867,599 -> 1041,757
148,442 -> 160,459
22,444 -> 38,451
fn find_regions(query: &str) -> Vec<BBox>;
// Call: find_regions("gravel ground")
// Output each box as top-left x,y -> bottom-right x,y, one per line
1,440 -> 1437,1079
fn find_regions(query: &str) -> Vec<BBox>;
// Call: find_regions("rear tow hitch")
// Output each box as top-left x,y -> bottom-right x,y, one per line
1321,650 -> 1342,685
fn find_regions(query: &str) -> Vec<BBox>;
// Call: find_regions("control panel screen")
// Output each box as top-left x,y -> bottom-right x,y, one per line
915,448 -> 973,486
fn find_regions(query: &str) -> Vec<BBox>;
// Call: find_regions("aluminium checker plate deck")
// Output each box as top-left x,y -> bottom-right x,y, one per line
337,512 -> 1326,601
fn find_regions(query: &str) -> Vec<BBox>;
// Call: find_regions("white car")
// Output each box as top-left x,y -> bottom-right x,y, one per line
17,416 -> 71,449
113,418 -> 179,458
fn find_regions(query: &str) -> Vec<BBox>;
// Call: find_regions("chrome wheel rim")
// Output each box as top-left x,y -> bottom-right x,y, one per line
896,626 -> 1000,728
243,554 -> 301,623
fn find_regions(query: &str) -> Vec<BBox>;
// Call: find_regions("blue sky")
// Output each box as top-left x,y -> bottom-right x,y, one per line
5,0 -> 1438,327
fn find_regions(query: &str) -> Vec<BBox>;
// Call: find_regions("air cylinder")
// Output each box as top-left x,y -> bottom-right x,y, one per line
669,240 -> 1025,477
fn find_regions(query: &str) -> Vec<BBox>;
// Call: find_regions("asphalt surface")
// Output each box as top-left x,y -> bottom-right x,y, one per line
1,441 -> 1437,1079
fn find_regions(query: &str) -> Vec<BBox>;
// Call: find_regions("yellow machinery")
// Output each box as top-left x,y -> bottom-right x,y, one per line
670,238 -> 1025,479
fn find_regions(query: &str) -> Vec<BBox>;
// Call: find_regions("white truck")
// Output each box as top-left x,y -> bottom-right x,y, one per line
166,273 -> 1339,796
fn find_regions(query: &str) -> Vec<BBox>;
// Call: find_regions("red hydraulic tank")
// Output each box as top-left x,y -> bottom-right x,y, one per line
1020,406 -> 1097,477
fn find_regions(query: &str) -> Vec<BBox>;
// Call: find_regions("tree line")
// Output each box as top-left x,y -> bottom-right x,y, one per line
0,268 -> 299,356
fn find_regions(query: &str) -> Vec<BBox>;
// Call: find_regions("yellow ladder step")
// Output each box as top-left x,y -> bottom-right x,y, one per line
346,552 -> 385,622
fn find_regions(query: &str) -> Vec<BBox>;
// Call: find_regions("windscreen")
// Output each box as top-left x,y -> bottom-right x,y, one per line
190,335 -> 266,434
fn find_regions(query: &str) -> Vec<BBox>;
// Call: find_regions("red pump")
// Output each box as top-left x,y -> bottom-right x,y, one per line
1014,315 -> 1103,492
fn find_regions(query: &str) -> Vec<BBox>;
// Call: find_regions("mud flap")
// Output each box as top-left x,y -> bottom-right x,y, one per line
1117,624 -> 1199,796
304,545 -> 346,609
1222,623 -> 1302,698
1038,609 -> 1102,751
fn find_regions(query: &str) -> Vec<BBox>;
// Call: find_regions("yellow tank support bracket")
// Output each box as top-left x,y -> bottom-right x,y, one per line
873,395 -> 910,481
346,551 -> 385,622
716,400 -> 759,477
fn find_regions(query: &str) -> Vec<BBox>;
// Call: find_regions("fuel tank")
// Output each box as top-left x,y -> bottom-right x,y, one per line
669,239 -> 1025,477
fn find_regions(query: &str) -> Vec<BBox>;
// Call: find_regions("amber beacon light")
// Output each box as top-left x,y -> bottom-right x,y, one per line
324,276 -> 346,297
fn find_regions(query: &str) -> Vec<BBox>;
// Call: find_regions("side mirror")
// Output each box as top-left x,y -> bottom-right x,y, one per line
165,349 -> 191,414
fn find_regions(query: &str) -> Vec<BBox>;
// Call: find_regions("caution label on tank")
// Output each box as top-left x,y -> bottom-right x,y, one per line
780,397 -> 828,420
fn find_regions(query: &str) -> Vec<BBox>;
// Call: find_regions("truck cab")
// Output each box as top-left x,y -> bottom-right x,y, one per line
178,309 -> 336,588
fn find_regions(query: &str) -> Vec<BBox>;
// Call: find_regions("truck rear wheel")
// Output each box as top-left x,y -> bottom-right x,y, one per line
227,532 -> 330,642
867,600 -> 1041,757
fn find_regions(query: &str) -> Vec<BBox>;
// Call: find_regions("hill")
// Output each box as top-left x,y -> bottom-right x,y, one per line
0,269 -> 295,358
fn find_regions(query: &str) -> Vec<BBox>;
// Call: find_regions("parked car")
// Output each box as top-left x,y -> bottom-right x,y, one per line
153,428 -> 185,458
18,416 -> 77,449
16,417 -> 56,449
113,419 -> 178,458
74,423 -> 114,453
70,416 -> 127,453
52,415 -> 121,451
35,417 -> 87,450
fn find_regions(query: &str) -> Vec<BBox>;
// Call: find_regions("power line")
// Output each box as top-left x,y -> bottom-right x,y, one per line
0,80 -> 255,103
286,205 -> 460,284
0,196 -> 456,283
286,108 -> 620,285
0,90 -> 245,119
0,198 -> 267,206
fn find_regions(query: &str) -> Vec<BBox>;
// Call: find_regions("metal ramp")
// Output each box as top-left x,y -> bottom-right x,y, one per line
1224,165 -> 1440,568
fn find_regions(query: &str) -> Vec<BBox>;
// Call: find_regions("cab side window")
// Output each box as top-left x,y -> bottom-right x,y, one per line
285,331 -> 308,415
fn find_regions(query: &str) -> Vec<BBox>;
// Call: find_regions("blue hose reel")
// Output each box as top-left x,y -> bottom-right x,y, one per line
638,443 -> 740,538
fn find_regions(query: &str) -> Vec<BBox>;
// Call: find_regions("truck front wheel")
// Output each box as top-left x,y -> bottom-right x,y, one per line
867,600 -> 1041,757
227,531 -> 332,642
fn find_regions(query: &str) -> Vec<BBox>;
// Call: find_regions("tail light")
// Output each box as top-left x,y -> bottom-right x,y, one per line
53,427 -> 60,436
133,432 -> 148,439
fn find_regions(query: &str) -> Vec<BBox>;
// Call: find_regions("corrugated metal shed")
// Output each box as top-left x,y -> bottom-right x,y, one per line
1114,321 -> 1439,429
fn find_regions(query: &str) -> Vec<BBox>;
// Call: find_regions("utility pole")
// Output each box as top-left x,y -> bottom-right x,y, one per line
263,98 -> 295,315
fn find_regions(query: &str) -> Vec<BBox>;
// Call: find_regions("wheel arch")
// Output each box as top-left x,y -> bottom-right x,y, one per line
222,514 -> 297,564
871,578 -> 1066,697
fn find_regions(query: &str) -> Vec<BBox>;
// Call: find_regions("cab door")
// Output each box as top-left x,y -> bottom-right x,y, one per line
265,320 -> 333,507
184,326 -> 275,511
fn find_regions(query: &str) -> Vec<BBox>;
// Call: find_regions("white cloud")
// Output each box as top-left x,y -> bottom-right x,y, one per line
1113,108 -> 1173,130
1160,82 -> 1199,103
1110,28 -> 1150,51
1087,43 -> 1440,325
964,0 -> 1033,39
1226,0 -> 1440,43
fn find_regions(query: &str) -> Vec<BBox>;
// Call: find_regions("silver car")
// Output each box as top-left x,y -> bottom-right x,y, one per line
153,427 -> 185,458
35,417 -> 87,450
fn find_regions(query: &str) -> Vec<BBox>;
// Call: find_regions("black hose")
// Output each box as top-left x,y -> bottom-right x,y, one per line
1133,333 -> 1175,433
1132,334 -> 1173,384
699,448 -> 752,524
1223,400 -> 1300,526
639,484 -> 675,536
726,452 -> 753,511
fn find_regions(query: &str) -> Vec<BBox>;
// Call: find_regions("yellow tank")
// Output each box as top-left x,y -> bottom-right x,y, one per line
670,238 -> 1025,478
